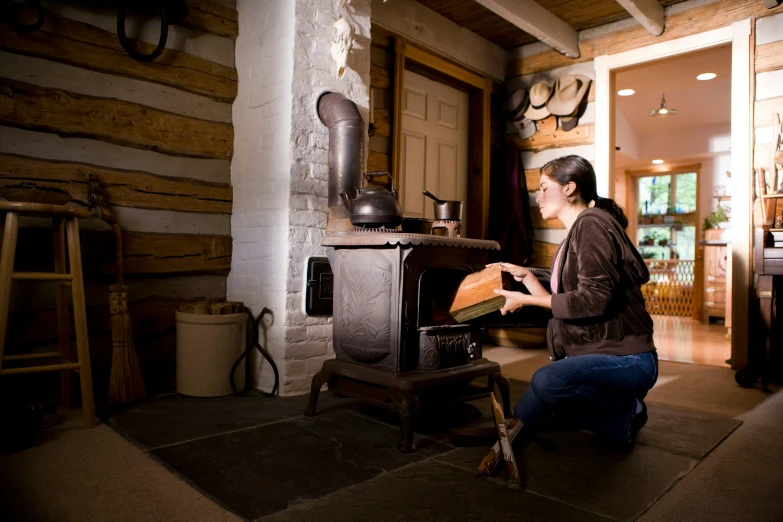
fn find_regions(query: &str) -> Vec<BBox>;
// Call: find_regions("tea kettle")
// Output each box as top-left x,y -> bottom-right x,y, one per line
339,172 -> 403,228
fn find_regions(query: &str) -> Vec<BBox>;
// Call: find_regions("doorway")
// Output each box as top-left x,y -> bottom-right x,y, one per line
604,41 -> 740,367
399,70 -> 469,232
594,21 -> 752,370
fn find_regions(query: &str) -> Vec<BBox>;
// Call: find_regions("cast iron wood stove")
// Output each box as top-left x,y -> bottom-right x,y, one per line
305,228 -> 511,452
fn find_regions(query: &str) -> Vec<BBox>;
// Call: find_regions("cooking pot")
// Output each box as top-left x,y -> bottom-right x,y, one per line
401,217 -> 433,234
339,172 -> 403,228
423,190 -> 463,221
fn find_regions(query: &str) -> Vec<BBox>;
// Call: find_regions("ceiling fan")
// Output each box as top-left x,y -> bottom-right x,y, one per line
649,93 -> 678,116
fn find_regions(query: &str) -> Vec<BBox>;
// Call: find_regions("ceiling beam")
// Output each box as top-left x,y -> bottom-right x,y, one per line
616,0 -> 665,36
474,0 -> 579,58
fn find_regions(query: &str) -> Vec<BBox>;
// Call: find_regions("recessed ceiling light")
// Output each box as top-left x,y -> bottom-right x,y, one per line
652,159 -> 664,164
617,89 -> 635,96
696,72 -> 717,81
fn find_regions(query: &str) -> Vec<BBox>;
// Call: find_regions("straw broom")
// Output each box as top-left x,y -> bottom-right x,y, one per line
87,175 -> 145,404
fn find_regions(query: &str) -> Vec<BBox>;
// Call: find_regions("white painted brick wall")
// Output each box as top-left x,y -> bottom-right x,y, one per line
229,0 -> 295,393
230,0 -> 370,396
279,0 -> 371,395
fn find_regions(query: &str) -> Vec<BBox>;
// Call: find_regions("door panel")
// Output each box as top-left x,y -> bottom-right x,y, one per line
404,88 -> 427,120
401,70 -> 469,231
402,131 -> 426,217
437,141 -> 458,201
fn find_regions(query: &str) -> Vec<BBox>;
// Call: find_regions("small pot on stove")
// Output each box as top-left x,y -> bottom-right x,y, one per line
340,171 -> 403,228
423,190 -> 463,221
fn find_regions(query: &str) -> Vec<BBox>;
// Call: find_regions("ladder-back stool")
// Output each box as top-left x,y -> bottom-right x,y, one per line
0,201 -> 96,428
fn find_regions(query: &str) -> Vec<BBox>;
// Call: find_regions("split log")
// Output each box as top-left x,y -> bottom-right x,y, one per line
373,109 -> 390,138
449,265 -> 512,323
490,392 -> 521,490
0,79 -> 233,159
370,64 -> 390,89
7,296 -> 209,349
367,151 -> 390,172
0,154 -> 232,213
13,229 -> 232,276
532,241 -> 559,269
0,15 -> 237,102
182,0 -> 238,39
511,124 -> 594,152
477,417 -> 522,477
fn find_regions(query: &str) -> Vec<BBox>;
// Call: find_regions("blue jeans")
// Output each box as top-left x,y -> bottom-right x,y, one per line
513,351 -> 658,444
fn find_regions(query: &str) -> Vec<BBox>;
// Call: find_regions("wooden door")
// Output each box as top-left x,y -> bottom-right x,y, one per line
399,70 -> 469,231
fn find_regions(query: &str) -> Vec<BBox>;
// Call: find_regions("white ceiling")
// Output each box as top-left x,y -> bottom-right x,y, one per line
614,44 -> 732,136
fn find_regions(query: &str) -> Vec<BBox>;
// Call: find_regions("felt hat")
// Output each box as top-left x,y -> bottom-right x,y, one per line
537,115 -> 557,136
513,118 -> 537,140
524,82 -> 553,121
547,74 -> 592,117
506,88 -> 529,122
559,94 -> 589,132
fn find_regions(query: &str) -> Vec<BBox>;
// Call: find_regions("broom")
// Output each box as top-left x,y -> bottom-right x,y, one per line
87,175 -> 146,404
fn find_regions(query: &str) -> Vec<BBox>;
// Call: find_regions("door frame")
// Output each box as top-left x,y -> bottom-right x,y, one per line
625,164 -> 703,321
594,20 -> 752,369
391,39 -> 493,239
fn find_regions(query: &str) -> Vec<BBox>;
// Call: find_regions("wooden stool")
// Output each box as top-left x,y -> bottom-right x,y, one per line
0,201 -> 96,428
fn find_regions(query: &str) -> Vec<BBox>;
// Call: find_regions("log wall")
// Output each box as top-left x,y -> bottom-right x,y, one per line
0,0 -> 237,396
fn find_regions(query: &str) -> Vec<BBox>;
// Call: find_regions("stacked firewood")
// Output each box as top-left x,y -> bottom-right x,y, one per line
178,300 -> 244,315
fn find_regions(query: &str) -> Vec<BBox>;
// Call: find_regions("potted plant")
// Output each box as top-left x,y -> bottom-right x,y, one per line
703,206 -> 728,230
658,238 -> 669,247
641,215 -> 652,225
652,214 -> 664,225
673,220 -> 683,231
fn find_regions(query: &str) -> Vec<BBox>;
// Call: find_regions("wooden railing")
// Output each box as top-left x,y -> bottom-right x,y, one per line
641,260 -> 695,316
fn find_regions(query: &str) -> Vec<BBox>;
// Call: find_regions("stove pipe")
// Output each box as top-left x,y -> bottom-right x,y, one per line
317,92 -> 364,233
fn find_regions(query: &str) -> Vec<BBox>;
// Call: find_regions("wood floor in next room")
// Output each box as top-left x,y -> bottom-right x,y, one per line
652,316 -> 731,368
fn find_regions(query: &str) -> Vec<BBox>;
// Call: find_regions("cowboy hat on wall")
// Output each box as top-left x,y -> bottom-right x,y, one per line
548,74 -> 592,132
506,87 -> 537,139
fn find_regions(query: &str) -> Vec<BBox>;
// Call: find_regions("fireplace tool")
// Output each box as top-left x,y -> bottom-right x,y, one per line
230,307 -> 279,397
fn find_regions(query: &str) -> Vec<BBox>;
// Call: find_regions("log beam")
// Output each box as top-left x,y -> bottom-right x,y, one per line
507,0 -> 780,77
474,0 -> 579,58
616,0 -> 665,36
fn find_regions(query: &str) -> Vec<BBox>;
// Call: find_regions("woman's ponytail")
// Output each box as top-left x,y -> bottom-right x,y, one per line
594,196 -> 628,229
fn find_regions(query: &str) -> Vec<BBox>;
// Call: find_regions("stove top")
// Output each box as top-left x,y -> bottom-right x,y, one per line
323,229 -> 499,250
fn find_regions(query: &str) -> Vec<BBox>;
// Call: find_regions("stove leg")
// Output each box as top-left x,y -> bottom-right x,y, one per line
391,391 -> 418,453
492,372 -> 512,418
304,367 -> 331,416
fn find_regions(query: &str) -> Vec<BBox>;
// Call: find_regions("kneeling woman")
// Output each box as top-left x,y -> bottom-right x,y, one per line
493,155 -> 657,450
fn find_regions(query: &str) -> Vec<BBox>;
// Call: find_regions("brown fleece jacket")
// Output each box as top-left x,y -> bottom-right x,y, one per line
547,208 -> 655,360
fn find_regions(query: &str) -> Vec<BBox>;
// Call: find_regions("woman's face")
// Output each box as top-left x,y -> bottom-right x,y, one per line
536,174 -> 568,221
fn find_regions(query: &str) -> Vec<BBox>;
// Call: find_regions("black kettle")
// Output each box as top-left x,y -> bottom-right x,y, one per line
339,172 -> 403,228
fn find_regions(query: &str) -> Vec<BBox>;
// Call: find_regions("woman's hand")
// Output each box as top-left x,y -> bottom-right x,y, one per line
487,262 -> 551,298
486,262 -> 531,282
493,289 -> 529,315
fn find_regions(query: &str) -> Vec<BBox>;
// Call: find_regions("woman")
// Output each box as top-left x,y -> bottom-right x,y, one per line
492,155 -> 657,451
